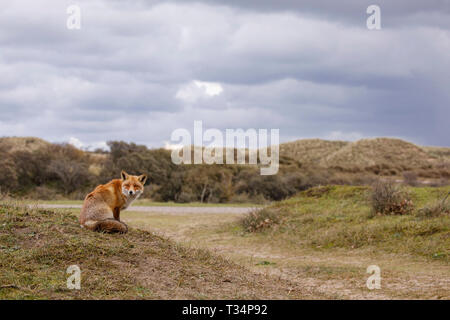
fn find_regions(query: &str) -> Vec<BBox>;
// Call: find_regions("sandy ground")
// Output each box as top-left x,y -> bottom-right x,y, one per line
34,204 -> 254,214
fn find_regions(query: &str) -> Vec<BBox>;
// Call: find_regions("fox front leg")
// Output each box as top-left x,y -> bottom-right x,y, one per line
113,207 -> 121,221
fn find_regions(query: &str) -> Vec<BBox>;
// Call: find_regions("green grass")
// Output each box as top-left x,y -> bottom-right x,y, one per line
238,185 -> 450,261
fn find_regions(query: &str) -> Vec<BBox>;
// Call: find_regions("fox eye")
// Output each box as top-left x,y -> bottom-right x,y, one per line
124,184 -> 130,188
133,185 -> 140,190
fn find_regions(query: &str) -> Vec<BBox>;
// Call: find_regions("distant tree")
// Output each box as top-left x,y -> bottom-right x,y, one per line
47,159 -> 90,194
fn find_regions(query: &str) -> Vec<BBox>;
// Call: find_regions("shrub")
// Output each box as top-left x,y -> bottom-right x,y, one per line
26,185 -> 63,200
47,159 -> 90,194
240,208 -> 287,232
229,192 -> 251,204
403,171 -> 419,186
176,191 -> 197,203
370,180 -> 414,216
237,174 -> 292,201
417,192 -> 450,218
0,157 -> 18,191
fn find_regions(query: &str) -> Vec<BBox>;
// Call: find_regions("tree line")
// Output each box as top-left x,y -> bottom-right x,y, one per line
0,140 -> 339,203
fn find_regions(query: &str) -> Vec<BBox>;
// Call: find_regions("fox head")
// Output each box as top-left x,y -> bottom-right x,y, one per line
121,170 -> 147,198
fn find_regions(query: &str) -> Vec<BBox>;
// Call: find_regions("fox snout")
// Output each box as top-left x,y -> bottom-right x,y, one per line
122,185 -> 140,197
125,189 -> 139,196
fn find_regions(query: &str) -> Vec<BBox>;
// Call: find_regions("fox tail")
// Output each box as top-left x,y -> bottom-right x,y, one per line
83,219 -> 128,234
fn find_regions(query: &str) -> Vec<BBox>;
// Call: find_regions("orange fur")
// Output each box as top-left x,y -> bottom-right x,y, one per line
79,171 -> 147,233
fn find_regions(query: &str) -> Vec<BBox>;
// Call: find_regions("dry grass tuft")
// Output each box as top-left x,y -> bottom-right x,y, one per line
417,192 -> 450,218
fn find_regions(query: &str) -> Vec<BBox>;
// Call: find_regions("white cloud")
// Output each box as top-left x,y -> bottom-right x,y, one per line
68,137 -> 108,151
164,141 -> 183,150
194,81 -> 223,96
176,80 -> 224,103
325,131 -> 365,142
68,137 -> 84,149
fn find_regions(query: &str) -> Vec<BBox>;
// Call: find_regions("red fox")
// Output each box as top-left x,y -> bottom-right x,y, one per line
79,171 -> 147,233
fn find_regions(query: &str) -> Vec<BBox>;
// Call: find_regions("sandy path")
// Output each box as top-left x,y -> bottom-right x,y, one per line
35,204 -> 254,214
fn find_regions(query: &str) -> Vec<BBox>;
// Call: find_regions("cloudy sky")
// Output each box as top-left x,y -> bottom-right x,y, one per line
0,0 -> 449,149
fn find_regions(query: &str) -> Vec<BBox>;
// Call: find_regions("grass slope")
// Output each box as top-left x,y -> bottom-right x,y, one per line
245,185 -> 450,261
0,203 -> 306,299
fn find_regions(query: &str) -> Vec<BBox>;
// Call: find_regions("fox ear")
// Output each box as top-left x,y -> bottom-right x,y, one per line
121,170 -> 129,180
138,174 -> 148,185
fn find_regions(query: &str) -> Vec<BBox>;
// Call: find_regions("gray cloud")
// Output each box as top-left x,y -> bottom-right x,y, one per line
0,0 -> 448,148
134,0 -> 450,28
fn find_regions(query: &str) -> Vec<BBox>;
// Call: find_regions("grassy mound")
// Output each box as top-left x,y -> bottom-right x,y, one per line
321,138 -> 434,169
239,185 -> 450,261
280,138 -> 450,177
0,137 -> 50,153
279,139 -> 349,165
0,203 -> 305,299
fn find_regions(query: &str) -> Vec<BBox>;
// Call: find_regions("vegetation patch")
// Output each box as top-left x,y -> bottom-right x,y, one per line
233,185 -> 450,261
304,185 -> 334,198
417,192 -> 450,218
1,137 -> 448,203
240,208 -> 288,233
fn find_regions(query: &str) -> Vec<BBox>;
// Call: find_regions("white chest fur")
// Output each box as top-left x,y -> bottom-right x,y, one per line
121,194 -> 140,210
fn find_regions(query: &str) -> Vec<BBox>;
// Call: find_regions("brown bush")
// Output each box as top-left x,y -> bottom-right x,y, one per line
47,159 -> 90,194
0,157 -> 18,191
240,208 -> 287,232
25,185 -> 62,200
370,180 -> 414,216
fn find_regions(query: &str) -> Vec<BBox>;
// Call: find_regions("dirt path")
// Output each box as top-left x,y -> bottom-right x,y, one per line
35,204 -> 254,214
121,209 -> 450,300
178,235 -> 450,300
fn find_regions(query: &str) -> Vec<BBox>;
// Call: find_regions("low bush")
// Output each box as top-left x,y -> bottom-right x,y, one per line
370,180 -> 414,216
240,208 -> 287,232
